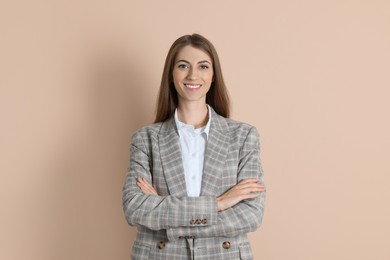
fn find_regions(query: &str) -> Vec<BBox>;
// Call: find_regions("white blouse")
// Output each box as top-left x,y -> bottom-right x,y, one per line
174,106 -> 211,197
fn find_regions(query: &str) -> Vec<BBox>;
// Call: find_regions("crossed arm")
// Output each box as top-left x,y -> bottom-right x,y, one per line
137,177 -> 265,211
123,127 -> 266,241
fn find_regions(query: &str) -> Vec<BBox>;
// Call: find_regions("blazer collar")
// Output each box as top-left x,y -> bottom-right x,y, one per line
158,107 -> 230,196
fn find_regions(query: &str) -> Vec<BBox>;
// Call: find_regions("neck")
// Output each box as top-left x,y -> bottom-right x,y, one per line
177,102 -> 209,128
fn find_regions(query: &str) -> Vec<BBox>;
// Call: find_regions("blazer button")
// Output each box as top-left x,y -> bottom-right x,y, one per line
201,219 -> 207,224
190,219 -> 196,225
222,241 -> 231,249
195,219 -> 202,224
158,241 -> 165,249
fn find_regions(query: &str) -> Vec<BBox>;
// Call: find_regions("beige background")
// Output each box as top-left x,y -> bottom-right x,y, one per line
1,0 -> 390,259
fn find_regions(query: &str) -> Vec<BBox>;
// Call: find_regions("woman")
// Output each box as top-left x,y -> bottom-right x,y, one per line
123,34 -> 265,260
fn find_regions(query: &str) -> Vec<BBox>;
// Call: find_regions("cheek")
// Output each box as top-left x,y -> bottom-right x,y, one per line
173,70 -> 186,82
172,70 -> 179,82
204,72 -> 213,84
172,72 -> 182,87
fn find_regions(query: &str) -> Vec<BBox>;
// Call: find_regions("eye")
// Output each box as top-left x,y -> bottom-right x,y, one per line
177,64 -> 189,69
199,65 -> 209,70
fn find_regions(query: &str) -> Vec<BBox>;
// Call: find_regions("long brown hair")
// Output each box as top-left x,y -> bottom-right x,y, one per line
154,34 -> 230,123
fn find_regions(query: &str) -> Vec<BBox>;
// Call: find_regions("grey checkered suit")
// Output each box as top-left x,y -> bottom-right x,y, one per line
123,107 -> 265,260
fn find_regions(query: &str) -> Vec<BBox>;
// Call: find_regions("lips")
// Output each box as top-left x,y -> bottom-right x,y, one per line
184,84 -> 202,89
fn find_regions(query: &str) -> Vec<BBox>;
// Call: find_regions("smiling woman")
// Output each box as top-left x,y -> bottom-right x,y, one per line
154,34 -> 230,123
122,34 -> 266,260
172,46 -> 214,126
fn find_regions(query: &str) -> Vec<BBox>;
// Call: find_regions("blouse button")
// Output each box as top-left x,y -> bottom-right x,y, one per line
222,241 -> 231,249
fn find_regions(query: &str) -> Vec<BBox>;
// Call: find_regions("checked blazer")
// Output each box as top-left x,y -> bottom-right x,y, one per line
122,107 -> 265,260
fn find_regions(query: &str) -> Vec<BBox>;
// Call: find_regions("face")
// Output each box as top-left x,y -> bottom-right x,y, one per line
172,45 -> 214,106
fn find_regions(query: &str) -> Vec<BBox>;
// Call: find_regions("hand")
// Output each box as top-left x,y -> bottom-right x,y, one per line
217,178 -> 265,211
136,178 -> 159,195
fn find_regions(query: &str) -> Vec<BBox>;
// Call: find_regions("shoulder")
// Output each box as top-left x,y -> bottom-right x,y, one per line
132,123 -> 162,137
220,118 -> 261,152
210,107 -> 259,137
130,122 -> 163,147
226,118 -> 256,133
214,113 -> 260,140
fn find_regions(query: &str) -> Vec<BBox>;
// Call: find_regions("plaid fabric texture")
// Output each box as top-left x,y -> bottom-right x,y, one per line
123,107 -> 265,260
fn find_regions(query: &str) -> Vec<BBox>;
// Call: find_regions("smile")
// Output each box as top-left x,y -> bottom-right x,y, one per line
184,84 -> 202,89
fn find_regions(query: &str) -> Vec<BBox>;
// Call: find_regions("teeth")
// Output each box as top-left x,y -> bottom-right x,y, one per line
185,84 -> 201,89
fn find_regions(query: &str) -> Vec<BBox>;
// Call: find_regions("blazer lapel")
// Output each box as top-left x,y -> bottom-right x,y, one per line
158,117 -> 188,196
201,108 -> 230,196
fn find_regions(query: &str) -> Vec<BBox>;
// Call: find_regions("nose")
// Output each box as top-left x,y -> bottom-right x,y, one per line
186,68 -> 198,80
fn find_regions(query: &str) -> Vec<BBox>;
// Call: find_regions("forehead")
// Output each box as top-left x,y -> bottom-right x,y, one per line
175,45 -> 212,63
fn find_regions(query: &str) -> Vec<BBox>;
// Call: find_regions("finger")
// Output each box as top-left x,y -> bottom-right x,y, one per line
139,184 -> 157,195
235,182 -> 265,191
136,181 -> 149,193
239,187 -> 264,194
230,185 -> 264,197
136,178 -> 156,195
136,180 -> 150,191
238,178 -> 260,184
136,181 -> 143,189
236,181 -> 262,190
140,179 -> 158,194
236,182 -> 264,188
140,183 -> 156,195
141,178 -> 155,189
138,178 -> 158,195
246,184 -> 265,192
240,192 -> 261,200
137,178 -> 149,189
136,178 -> 148,189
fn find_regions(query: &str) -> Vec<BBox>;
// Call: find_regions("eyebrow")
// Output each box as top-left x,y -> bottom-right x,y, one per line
175,60 -> 211,65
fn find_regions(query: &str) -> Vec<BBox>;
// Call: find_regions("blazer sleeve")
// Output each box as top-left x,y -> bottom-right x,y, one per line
122,130 -> 219,231
166,127 -> 266,241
